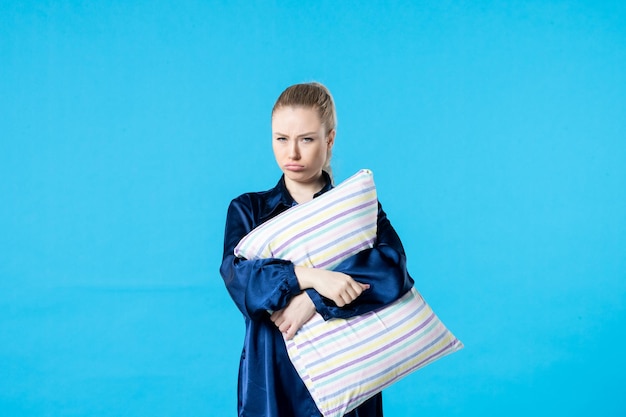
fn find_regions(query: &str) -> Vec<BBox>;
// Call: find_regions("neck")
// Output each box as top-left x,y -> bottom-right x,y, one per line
284,173 -> 326,204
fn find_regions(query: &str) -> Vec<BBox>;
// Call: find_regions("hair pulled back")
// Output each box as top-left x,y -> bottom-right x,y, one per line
272,82 -> 337,180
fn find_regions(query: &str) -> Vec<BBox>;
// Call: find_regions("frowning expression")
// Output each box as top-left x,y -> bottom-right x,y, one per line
272,106 -> 335,186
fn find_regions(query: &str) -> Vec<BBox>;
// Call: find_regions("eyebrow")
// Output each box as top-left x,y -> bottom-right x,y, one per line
273,131 -> 319,137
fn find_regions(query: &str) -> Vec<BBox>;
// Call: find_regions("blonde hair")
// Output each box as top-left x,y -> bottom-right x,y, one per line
272,82 -> 337,181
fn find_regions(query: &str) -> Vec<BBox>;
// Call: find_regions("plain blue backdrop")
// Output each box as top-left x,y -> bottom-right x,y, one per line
1,1 -> 625,416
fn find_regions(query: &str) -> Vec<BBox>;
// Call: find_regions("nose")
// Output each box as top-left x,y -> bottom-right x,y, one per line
288,140 -> 300,160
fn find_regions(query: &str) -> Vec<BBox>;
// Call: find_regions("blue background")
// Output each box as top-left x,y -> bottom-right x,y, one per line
1,1 -> 625,416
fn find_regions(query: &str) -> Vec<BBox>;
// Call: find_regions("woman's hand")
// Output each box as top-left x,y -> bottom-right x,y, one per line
270,292 -> 316,340
295,266 -> 370,307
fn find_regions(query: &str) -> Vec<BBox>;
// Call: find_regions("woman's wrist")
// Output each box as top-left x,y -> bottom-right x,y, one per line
295,266 -> 315,290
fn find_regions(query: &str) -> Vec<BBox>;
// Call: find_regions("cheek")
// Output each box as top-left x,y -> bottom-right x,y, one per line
315,146 -> 329,164
322,147 -> 329,160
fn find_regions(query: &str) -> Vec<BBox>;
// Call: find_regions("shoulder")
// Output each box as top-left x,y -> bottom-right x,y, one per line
227,184 -> 283,227
229,187 -> 275,210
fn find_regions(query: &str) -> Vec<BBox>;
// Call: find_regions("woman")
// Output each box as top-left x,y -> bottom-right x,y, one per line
220,82 -> 414,417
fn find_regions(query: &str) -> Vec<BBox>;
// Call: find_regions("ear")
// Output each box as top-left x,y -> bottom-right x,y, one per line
326,129 -> 336,149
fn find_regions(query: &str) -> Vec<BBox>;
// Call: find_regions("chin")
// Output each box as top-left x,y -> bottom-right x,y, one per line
285,171 -> 307,179
285,171 -> 314,182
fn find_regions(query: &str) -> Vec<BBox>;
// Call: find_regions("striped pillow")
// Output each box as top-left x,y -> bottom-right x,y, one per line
235,169 -> 379,269
286,288 -> 463,416
235,169 -> 463,417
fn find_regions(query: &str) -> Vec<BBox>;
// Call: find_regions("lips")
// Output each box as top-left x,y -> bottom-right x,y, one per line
285,164 -> 305,172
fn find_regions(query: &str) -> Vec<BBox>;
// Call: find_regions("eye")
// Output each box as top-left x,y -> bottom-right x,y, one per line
301,137 -> 315,143
275,137 -> 287,142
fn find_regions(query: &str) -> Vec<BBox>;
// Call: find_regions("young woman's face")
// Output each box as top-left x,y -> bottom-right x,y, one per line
272,106 -> 335,186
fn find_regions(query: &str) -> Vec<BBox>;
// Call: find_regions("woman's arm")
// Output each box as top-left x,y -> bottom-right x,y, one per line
220,196 -> 302,320
221,195 -> 370,320
306,202 -> 415,320
295,266 -> 369,307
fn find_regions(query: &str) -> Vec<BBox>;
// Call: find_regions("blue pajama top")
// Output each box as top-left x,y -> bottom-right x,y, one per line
219,172 -> 414,417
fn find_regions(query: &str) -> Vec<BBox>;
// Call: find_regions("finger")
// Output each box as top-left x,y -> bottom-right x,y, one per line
351,284 -> 363,297
271,313 -> 284,327
351,282 -> 365,296
340,292 -> 352,306
279,322 -> 290,334
345,288 -> 358,303
286,321 -> 303,340
353,283 -> 369,294
334,296 -> 346,307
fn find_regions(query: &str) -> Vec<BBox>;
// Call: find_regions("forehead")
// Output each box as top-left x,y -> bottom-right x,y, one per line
272,106 -> 322,132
